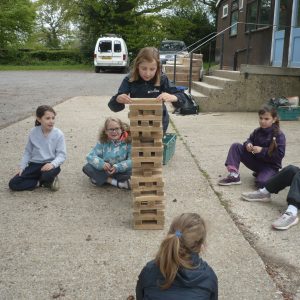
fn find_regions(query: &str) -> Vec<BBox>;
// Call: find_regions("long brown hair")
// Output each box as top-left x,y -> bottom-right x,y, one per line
155,213 -> 207,289
129,47 -> 161,85
99,117 -> 131,143
258,105 -> 280,156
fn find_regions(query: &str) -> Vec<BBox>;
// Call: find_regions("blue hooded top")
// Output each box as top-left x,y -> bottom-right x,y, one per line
136,253 -> 218,300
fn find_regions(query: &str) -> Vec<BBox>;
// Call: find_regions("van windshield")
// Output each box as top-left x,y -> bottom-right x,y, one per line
159,41 -> 185,52
99,40 -> 112,53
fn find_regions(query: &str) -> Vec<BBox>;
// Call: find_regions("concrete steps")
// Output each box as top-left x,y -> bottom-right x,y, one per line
189,69 -> 242,112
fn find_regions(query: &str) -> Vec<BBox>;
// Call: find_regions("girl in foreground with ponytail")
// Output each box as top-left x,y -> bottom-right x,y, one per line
136,213 -> 218,300
218,105 -> 286,188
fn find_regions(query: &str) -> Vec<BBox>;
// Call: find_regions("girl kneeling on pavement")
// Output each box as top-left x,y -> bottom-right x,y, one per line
136,213 -> 218,300
82,117 -> 131,189
9,105 -> 66,191
218,105 -> 286,188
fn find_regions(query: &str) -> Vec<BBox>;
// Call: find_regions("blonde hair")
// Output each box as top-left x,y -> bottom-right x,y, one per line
129,47 -> 161,86
155,213 -> 207,289
99,117 -> 131,143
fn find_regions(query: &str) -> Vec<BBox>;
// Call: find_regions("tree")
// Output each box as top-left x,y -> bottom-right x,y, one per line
35,0 -> 75,48
0,0 -> 35,48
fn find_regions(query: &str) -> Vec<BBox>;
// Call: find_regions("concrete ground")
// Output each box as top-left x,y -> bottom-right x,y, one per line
0,96 -> 299,299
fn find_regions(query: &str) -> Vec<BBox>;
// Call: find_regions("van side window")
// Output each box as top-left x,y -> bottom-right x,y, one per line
99,40 -> 112,53
114,41 -> 122,53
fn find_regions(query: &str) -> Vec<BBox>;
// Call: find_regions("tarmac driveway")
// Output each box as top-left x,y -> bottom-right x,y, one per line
0,70 -> 124,128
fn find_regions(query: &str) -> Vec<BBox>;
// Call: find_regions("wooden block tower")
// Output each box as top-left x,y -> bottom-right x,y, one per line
129,98 -> 165,230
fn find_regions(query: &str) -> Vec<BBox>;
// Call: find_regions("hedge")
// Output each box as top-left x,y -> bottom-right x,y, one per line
0,49 -> 92,65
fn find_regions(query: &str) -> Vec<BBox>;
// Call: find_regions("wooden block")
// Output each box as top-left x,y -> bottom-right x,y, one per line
129,114 -> 162,121
133,209 -> 164,219
133,219 -> 164,230
132,139 -> 163,147
133,199 -> 165,210
130,126 -> 162,133
132,157 -> 162,169
132,188 -> 164,197
130,104 -> 162,111
132,179 -> 164,189
130,120 -> 162,128
131,146 -> 163,157
133,194 -> 165,202
132,168 -> 162,177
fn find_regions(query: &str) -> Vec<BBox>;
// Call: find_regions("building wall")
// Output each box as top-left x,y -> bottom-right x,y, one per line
216,0 -> 275,69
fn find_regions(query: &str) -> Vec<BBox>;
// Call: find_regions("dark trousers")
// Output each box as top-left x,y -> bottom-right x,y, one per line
225,143 -> 278,188
265,165 -> 300,209
9,162 -> 60,191
82,163 -> 131,187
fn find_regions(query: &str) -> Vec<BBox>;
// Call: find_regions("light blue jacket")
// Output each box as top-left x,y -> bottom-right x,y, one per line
86,140 -> 131,173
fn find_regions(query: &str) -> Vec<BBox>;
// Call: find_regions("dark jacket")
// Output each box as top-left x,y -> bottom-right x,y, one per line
136,253 -> 218,300
108,74 -> 186,132
243,124 -> 286,169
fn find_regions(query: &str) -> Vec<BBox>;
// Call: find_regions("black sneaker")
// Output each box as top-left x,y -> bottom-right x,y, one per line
218,175 -> 241,186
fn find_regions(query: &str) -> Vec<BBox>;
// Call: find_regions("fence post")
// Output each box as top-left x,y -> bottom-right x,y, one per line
173,54 -> 177,84
220,33 -> 224,70
188,52 -> 193,94
246,30 -> 252,65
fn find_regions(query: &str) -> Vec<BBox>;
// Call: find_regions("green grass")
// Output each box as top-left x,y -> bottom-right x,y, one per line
0,64 -> 94,71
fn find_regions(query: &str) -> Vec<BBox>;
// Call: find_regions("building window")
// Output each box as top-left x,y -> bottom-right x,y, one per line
222,4 -> 228,18
230,1 -> 239,36
246,0 -> 271,32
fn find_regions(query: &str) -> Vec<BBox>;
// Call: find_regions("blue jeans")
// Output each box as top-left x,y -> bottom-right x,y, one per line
9,162 -> 61,191
82,163 -> 131,186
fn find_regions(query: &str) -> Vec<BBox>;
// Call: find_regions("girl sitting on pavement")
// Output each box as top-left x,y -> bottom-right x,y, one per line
9,105 -> 66,191
242,165 -> 300,230
82,117 -> 131,189
218,105 -> 286,188
108,46 -> 186,133
136,213 -> 218,300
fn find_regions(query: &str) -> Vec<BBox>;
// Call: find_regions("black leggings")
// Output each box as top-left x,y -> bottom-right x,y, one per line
265,165 -> 300,209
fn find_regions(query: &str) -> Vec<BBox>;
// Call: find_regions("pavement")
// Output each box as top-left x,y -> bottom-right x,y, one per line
0,96 -> 300,300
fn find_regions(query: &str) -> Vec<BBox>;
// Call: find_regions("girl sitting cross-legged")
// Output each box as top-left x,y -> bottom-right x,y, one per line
82,117 -> 131,189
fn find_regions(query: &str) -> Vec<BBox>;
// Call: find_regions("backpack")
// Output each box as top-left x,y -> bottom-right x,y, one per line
174,93 -> 199,115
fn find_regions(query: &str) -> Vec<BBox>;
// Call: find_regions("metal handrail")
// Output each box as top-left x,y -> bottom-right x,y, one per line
186,21 -> 285,93
171,32 -> 217,84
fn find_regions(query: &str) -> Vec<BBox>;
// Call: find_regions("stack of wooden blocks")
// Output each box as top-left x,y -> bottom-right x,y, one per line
129,98 -> 165,230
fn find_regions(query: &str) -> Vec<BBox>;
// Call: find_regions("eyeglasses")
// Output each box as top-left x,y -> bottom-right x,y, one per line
106,127 -> 121,133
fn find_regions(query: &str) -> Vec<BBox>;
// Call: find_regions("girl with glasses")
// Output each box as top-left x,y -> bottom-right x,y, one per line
82,117 -> 131,189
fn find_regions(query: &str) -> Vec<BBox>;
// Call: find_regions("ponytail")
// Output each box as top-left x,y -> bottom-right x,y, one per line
268,117 -> 280,156
155,213 -> 206,290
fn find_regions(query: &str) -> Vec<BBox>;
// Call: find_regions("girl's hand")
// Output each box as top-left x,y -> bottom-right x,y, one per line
103,162 -> 112,172
41,163 -> 54,172
157,92 -> 178,103
116,94 -> 132,104
107,166 -> 116,175
246,143 -> 253,152
252,146 -> 262,154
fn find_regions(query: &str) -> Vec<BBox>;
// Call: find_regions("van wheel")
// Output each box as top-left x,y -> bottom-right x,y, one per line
95,67 -> 101,73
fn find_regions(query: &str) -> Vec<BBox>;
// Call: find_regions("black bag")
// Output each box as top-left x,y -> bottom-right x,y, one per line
174,93 -> 199,115
268,96 -> 290,108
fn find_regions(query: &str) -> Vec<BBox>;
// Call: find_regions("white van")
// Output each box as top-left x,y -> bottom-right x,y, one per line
93,35 -> 130,73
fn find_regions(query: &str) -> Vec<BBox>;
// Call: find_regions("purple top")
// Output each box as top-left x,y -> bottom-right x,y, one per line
243,124 -> 286,169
